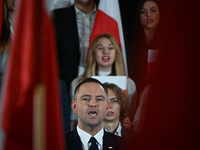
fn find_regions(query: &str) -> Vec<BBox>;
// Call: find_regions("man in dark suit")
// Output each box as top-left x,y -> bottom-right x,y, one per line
53,0 -> 97,92
66,78 -> 129,150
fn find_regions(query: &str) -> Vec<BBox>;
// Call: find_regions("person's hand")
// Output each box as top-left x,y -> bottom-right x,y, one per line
123,117 -> 131,129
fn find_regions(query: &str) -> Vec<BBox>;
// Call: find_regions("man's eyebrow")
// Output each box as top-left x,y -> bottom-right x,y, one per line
80,95 -> 91,99
96,95 -> 105,99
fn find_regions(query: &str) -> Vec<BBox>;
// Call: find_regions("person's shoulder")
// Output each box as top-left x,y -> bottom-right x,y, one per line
70,76 -> 83,92
121,126 -> 136,139
104,131 -> 126,145
127,77 -> 136,86
65,128 -> 76,139
52,5 -> 76,34
53,5 -> 74,14
65,128 -> 83,150
104,131 -> 132,150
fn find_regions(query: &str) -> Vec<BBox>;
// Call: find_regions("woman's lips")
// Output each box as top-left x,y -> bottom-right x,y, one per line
146,18 -> 153,24
102,56 -> 110,62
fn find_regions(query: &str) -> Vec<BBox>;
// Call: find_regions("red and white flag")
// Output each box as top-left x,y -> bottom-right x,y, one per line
0,0 -> 65,149
89,0 -> 128,75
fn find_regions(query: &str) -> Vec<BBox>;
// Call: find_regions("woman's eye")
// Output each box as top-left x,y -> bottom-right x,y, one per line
151,9 -> 157,13
97,47 -> 103,50
140,10 -> 146,14
108,47 -> 114,50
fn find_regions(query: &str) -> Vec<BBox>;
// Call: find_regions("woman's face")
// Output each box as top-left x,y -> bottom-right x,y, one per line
140,1 -> 160,30
7,0 -> 19,11
95,37 -> 116,71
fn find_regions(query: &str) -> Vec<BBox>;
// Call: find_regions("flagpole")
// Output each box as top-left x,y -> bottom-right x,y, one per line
33,84 -> 46,150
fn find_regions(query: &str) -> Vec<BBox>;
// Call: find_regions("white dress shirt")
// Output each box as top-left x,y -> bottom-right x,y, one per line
74,5 -> 97,76
77,126 -> 104,150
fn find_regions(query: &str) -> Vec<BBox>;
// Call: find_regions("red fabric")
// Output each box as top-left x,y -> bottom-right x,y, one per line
0,0 -> 65,149
134,0 -> 200,149
89,10 -> 120,49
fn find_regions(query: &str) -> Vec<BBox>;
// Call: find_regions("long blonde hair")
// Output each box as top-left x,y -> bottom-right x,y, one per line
80,33 -> 125,81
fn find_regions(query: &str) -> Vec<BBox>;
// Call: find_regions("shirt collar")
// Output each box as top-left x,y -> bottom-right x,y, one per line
74,4 -> 96,15
115,122 -> 122,137
104,122 -> 122,137
77,126 -> 104,147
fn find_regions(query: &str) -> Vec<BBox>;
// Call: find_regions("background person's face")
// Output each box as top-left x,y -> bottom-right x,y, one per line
104,89 -> 120,122
75,0 -> 93,5
72,82 -> 109,130
7,0 -> 19,11
140,1 -> 160,30
95,37 -> 116,71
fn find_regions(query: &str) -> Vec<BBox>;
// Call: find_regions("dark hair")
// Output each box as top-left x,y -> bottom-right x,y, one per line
103,83 -> 129,123
129,0 -> 160,94
74,78 -> 108,100
0,0 -> 11,50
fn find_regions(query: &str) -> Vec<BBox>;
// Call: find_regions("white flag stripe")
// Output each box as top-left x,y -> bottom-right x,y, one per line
91,76 -> 127,90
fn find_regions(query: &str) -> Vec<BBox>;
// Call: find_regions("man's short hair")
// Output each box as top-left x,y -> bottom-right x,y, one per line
74,78 -> 108,100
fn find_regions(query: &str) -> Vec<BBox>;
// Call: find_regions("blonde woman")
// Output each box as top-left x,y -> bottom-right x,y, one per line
70,33 -> 137,130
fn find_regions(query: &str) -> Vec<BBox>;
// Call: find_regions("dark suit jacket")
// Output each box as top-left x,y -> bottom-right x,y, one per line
65,128 -> 130,150
53,5 -> 80,91
58,79 -> 71,133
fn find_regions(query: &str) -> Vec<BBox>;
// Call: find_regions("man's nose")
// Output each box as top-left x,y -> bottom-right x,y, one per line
89,99 -> 98,107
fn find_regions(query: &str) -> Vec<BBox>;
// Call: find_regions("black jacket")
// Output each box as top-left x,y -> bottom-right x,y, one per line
53,5 -> 80,91
65,128 -> 131,150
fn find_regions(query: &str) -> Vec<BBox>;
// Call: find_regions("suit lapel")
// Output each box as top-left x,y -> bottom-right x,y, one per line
64,5 -> 80,52
103,130 -> 115,150
67,129 -> 83,150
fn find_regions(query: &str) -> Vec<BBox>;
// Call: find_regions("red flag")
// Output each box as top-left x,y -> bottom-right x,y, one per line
0,0 -> 65,149
89,0 -> 128,75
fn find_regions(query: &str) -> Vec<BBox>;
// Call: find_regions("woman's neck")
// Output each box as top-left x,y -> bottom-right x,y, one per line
103,119 -> 119,133
9,11 -> 16,27
144,28 -> 156,44
98,65 -> 112,72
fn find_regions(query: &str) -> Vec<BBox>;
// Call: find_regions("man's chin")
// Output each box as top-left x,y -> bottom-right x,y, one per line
88,120 -> 102,127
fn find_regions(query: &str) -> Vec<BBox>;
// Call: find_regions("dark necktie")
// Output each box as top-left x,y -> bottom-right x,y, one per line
89,137 -> 99,150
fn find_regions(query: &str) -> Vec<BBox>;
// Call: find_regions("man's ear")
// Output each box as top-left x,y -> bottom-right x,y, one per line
72,101 -> 78,114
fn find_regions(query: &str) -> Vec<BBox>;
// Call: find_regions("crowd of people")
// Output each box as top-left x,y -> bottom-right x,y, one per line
2,0 -> 199,149
52,0 -> 161,134
0,0 -> 160,145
